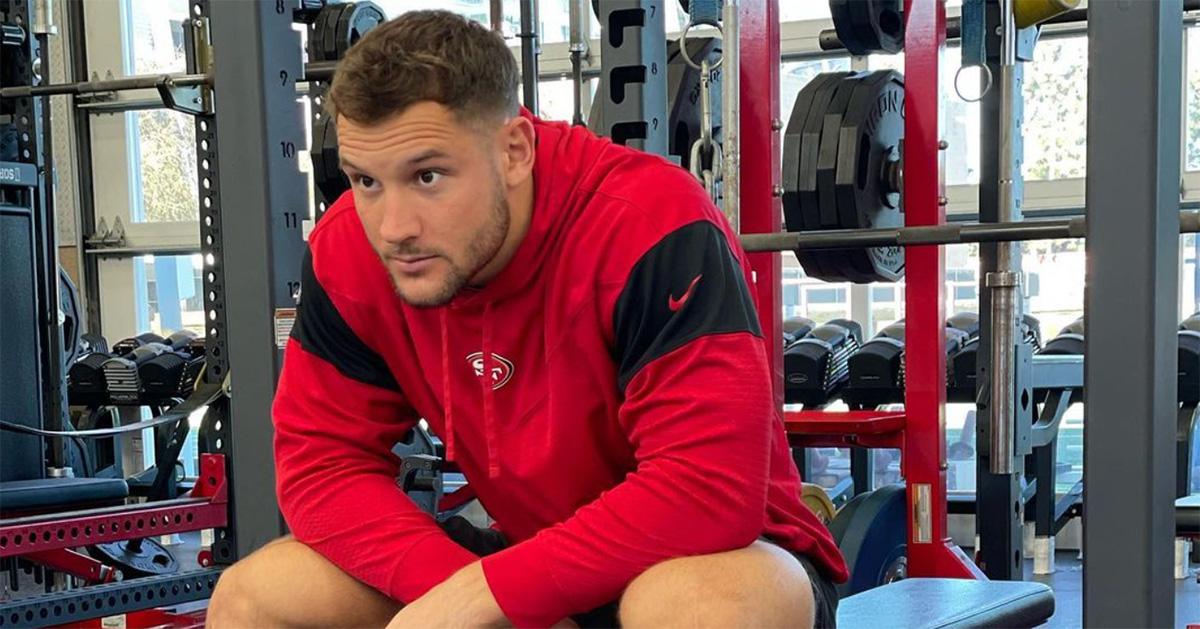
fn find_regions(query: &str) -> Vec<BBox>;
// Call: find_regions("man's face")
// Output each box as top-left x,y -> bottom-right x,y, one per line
337,102 -> 511,307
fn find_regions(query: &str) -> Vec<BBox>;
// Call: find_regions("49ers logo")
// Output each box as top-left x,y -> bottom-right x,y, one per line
466,352 -> 515,390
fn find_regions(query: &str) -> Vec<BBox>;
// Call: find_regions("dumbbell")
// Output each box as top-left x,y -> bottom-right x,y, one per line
844,315 -> 976,407
1040,316 -> 1084,355
783,316 -> 816,347
843,321 -> 906,407
784,319 -> 863,407
1180,312 -> 1199,405
946,312 -> 980,338
111,332 -> 165,357
948,314 -> 1042,396
68,335 -> 113,407
103,343 -> 173,404
139,331 -> 206,403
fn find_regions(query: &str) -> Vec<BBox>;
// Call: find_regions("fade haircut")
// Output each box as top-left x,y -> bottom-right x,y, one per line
326,10 -> 520,129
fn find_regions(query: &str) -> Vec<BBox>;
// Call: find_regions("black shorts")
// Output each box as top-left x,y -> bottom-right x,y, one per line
440,517 -> 840,628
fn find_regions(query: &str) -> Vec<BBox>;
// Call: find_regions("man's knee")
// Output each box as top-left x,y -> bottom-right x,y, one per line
207,559 -> 261,628
618,541 -> 815,628
206,536 -> 300,628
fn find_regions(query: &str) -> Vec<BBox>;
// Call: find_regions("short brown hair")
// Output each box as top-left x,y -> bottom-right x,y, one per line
326,10 -> 520,126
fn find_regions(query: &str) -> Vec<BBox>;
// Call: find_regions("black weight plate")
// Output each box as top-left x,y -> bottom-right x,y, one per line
869,0 -> 906,54
835,70 -> 905,282
311,3 -> 347,62
336,1 -> 386,58
829,490 -> 869,547
834,71 -> 896,281
89,539 -> 179,578
310,116 -> 349,204
835,483 -> 907,597
815,73 -> 871,282
799,73 -> 855,282
848,0 -> 884,55
783,73 -> 838,232
829,0 -> 867,57
783,72 -> 847,280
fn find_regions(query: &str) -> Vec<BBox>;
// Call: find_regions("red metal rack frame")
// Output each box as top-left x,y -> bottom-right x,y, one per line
0,454 -> 228,561
745,0 -> 982,580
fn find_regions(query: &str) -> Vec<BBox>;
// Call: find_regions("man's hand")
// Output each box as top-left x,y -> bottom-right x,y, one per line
386,562 -> 507,629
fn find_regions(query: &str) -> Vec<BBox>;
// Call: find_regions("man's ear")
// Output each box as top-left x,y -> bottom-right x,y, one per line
498,115 -> 536,188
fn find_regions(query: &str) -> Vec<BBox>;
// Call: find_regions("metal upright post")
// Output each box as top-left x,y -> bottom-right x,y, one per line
568,0 -> 588,125
1083,1 -> 1182,626
519,0 -> 540,113
207,0 -> 309,559
902,0 -> 980,580
595,0 -> 668,157
738,0 -> 781,407
975,0 -> 1028,580
66,0 -> 101,333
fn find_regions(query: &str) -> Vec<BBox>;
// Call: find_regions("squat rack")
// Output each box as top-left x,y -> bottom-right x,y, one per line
736,1 -> 1185,625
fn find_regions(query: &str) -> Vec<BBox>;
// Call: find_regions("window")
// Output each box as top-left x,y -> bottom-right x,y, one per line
1184,234 -> 1199,319
1022,36 -> 1088,180
125,0 -> 197,223
133,254 -> 206,337
132,254 -> 207,477
872,286 -> 895,302
806,287 -> 846,305
535,77 -> 598,122
780,3 -> 831,22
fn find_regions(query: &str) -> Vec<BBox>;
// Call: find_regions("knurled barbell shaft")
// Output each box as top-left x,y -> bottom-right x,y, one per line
739,211 -> 1199,253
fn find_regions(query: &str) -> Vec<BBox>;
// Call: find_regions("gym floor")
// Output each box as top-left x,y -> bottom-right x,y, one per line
1023,550 -> 1200,627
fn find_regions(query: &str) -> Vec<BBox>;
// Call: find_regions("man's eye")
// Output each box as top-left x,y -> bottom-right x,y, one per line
353,175 -> 376,189
416,170 -> 443,186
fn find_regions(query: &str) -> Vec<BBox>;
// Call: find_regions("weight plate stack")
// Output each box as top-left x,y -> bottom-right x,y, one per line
310,1 -> 386,63
310,116 -> 349,203
783,72 -> 850,280
815,72 -> 870,282
336,1 -> 386,56
783,70 -> 905,283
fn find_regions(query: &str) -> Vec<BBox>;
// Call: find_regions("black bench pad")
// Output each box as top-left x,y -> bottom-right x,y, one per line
1179,494 -> 1200,536
838,578 -> 1055,629
0,477 -> 129,513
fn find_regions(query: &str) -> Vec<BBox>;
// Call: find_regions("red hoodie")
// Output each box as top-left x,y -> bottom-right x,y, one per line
272,113 -> 847,627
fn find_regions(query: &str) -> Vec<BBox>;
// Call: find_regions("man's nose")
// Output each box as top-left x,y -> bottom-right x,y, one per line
378,195 -> 422,244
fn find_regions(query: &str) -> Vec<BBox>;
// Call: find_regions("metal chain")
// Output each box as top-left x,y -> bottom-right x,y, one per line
688,57 -> 723,202
680,2 -> 725,204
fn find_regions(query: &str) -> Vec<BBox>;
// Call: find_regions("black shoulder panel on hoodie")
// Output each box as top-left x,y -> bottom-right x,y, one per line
291,250 -> 401,392
613,220 -> 762,391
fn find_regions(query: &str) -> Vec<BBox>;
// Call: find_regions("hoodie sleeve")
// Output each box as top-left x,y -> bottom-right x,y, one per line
273,250 -> 478,604
479,219 -> 774,626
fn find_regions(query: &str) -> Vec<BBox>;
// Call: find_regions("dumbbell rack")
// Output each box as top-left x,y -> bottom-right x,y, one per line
741,0 -> 982,580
